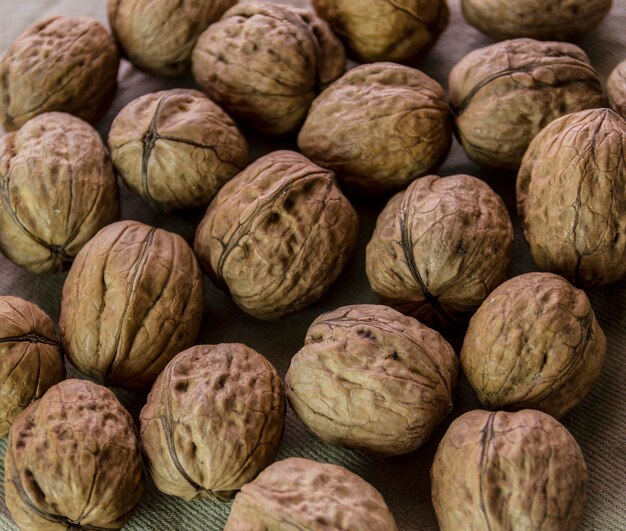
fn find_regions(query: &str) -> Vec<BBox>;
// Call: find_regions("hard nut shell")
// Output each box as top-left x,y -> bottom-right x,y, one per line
608,59 -> 626,119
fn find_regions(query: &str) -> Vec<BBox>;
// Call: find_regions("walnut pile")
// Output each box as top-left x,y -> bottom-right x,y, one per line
608,59 -> 626,118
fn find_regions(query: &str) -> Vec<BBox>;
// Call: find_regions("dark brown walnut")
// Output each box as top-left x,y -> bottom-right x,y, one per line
366,174 -> 513,328
0,112 -> 119,273
108,89 -> 248,212
5,379 -> 144,530
224,457 -> 398,530
191,2 -> 345,136
461,273 -> 605,418
298,63 -> 453,195
140,343 -> 284,501
285,304 -> 458,456
194,150 -> 358,319
0,16 -> 119,131
431,409 -> 587,531
608,59 -> 626,118
449,38 -> 604,170
517,108 -> 626,286
59,220 -> 204,390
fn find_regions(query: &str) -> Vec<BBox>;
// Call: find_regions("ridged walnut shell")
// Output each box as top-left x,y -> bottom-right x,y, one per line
224,457 -> 398,531
194,150 -> 358,319
108,89 -> 248,212
140,343 -> 285,501
5,379 -> 144,530
59,220 -> 204,390
608,59 -> 626,119
431,409 -> 587,531
517,108 -> 626,287
285,304 -> 458,456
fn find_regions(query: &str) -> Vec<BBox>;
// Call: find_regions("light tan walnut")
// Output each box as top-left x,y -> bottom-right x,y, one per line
608,59 -> 626,119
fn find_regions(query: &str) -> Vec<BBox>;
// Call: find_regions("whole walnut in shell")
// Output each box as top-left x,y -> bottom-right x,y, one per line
5,379 -> 144,530
461,273 -> 605,418
60,220 -> 204,390
194,150 -> 358,319
608,59 -> 626,118
191,2 -> 345,135
108,89 -> 248,211
366,174 -> 513,328
298,63 -> 453,195
431,409 -> 587,531
517,108 -> 626,286
225,457 -> 398,531
0,112 -> 119,273
0,16 -> 119,131
285,304 -> 458,456
140,343 -> 284,501
449,38 -> 604,170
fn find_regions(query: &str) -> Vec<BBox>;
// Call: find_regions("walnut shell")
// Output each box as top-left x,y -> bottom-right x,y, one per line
0,112 -> 120,273
0,296 -> 65,438
194,150 -> 358,319
366,174 -> 513,328
461,272 -> 605,418
0,16 -> 119,131
517,108 -> 626,286
108,89 -> 248,212
285,304 -> 458,456
431,409 -> 587,531
449,38 -> 605,170
224,457 -> 398,530
5,379 -> 144,530
298,63 -> 452,195
608,59 -> 626,118
59,220 -> 204,390
140,343 -> 284,501
191,2 -> 345,136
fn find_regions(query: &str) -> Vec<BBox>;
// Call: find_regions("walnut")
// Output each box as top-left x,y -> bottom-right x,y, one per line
191,2 -> 345,136
140,343 -> 284,501
194,150 -> 358,319
431,409 -> 587,531
285,304 -> 458,456
224,457 -> 398,530
449,38 -> 605,170
0,112 -> 119,274
608,59 -> 626,119
108,89 -> 248,212
298,63 -> 453,195
517,108 -> 626,286
5,379 -> 144,530
0,16 -> 119,131
59,220 -> 204,390
366,174 -> 513,328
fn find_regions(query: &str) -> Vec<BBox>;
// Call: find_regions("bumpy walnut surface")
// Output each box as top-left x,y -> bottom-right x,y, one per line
608,59 -> 626,118
5,379 -> 144,530
140,343 -> 284,501
0,112 -> 119,273
431,409 -> 587,531
0,16 -> 119,131
449,38 -> 604,170
59,220 -> 204,390
224,457 -> 398,530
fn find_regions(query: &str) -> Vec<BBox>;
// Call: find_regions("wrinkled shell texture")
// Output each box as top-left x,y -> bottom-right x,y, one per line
191,2 -> 345,135
449,38 -> 604,170
194,150 -> 358,319
285,304 -> 458,456
224,457 -> 398,531
298,63 -> 452,194
0,16 -> 119,131
366,174 -> 513,327
312,0 -> 448,63
431,409 -> 587,531
108,0 -> 236,76
608,58 -> 626,119
0,112 -> 119,273
5,379 -> 144,530
461,272 -> 606,418
0,296 -> 64,438
108,89 -> 248,211
517,108 -> 626,287
140,343 -> 285,501
59,220 -> 204,390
